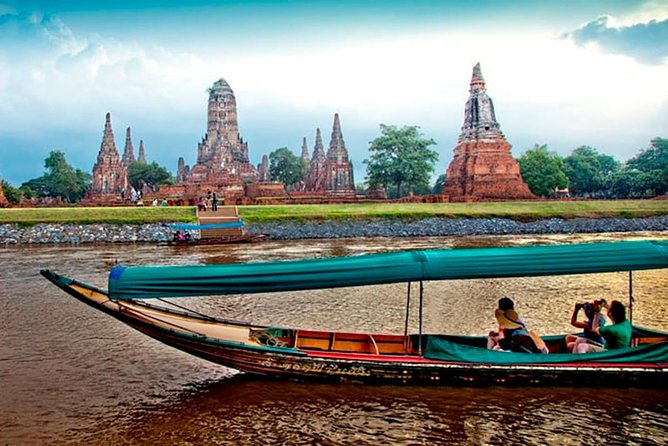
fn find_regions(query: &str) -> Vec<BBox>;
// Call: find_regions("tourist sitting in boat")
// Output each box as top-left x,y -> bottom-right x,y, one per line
487,297 -> 524,350
487,297 -> 547,353
565,299 -> 607,352
574,300 -> 631,353
173,230 -> 187,242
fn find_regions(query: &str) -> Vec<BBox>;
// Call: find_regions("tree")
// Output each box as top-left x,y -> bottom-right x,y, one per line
625,137 -> 668,196
127,162 -> 173,192
563,146 -> 620,197
432,174 -> 446,194
518,144 -> 568,198
21,150 -> 91,202
364,124 -> 438,198
1,180 -> 22,205
269,147 -> 307,188
607,168 -> 657,198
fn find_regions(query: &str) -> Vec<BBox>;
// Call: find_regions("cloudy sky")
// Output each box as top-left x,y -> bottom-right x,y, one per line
0,0 -> 666,185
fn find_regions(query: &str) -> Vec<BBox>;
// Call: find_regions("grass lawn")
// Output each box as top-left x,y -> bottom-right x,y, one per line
238,201 -> 668,222
0,201 -> 666,225
0,206 -> 197,225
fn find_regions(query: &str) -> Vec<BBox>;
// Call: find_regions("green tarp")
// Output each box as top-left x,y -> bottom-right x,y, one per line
424,334 -> 668,364
108,240 -> 668,300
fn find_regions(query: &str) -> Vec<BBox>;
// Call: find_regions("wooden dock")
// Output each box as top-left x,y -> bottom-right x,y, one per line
196,206 -> 245,240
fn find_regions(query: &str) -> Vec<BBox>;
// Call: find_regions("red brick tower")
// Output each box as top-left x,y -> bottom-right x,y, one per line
442,63 -> 534,201
306,128 -> 327,192
91,113 -> 128,195
0,176 -> 9,207
324,113 -> 355,196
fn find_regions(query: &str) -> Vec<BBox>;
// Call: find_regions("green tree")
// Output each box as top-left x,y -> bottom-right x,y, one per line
518,144 -> 568,198
432,173 -> 446,194
625,137 -> 668,196
1,180 -> 22,205
19,185 -> 36,199
21,150 -> 91,202
364,124 -> 438,198
607,168 -> 657,198
269,147 -> 307,188
127,161 -> 173,192
563,146 -> 620,197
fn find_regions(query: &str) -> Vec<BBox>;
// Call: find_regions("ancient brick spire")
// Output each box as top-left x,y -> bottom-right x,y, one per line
458,62 -> 503,143
91,112 -> 127,195
98,113 -> 120,162
0,175 -> 9,207
324,113 -> 355,195
306,128 -> 327,191
326,113 -> 350,163
187,77 -> 258,184
177,157 -> 187,183
258,154 -> 270,182
441,64 -> 534,201
138,140 -> 147,164
311,128 -> 326,163
122,127 -> 136,166
300,137 -> 310,164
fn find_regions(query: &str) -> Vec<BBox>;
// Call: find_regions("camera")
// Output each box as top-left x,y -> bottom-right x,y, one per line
582,299 -> 608,318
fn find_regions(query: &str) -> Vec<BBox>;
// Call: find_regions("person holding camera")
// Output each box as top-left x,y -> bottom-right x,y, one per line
573,300 -> 632,353
565,299 -> 607,352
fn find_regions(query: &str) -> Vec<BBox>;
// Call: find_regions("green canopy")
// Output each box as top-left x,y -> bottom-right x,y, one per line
108,240 -> 668,300
424,332 -> 668,364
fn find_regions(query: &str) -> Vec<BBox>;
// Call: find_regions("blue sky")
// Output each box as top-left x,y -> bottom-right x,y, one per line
0,0 -> 667,185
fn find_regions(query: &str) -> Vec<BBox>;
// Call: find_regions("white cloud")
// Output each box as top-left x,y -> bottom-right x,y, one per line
565,14 -> 668,65
618,0 -> 668,26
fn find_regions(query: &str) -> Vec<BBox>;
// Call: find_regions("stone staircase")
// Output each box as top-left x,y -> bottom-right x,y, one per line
196,206 -> 245,239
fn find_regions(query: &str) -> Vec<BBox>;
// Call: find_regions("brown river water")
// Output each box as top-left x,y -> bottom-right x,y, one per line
1,232 -> 667,445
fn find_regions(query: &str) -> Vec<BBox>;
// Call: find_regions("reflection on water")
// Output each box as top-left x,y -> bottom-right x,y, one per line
0,232 -> 667,445
76,377 -> 668,446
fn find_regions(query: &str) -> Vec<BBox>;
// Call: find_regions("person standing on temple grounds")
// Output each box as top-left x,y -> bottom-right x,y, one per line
212,191 -> 218,212
206,189 -> 212,211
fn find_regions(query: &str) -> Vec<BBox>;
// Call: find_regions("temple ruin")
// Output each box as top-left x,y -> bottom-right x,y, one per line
441,63 -> 534,201
121,127 -> 135,167
90,113 -> 128,199
0,176 -> 8,207
179,78 -> 258,185
302,114 -> 355,196
80,65 -> 540,205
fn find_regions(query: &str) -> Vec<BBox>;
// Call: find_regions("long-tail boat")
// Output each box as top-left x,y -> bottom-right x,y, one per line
41,240 -> 668,386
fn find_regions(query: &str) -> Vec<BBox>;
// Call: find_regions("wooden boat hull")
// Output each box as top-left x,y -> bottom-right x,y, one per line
41,270 -> 668,386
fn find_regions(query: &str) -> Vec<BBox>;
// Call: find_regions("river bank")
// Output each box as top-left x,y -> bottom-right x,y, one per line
1,215 -> 667,244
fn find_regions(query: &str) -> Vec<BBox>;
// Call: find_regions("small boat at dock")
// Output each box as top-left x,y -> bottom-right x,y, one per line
41,240 -> 668,386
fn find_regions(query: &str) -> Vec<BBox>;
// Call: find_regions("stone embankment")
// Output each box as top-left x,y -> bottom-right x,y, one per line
1,216 -> 667,244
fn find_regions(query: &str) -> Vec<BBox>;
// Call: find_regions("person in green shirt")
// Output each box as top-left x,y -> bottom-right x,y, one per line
574,300 -> 631,353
